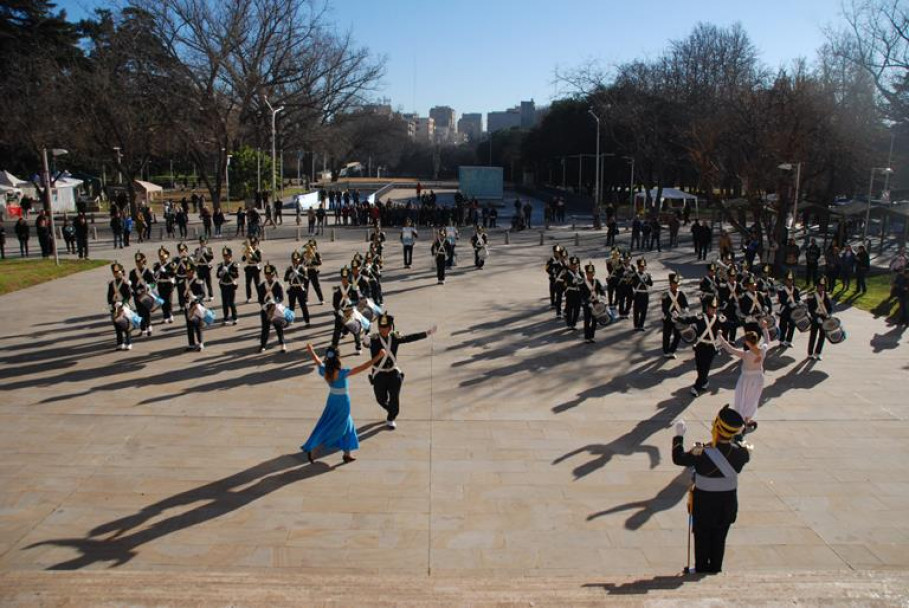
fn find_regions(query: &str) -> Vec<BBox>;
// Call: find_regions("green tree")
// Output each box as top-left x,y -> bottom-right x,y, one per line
228,147 -> 271,201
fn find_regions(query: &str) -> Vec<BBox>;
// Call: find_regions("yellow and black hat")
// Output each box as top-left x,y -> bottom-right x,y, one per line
584,263 -> 595,274
569,256 -> 580,266
743,273 -> 756,286
199,235 -> 208,244
249,236 -> 259,246
378,313 -> 394,328
706,296 -> 719,309
637,258 -> 647,268
307,239 -> 317,248
340,266 -> 351,279
712,405 -> 745,443
263,262 -> 277,275
134,251 -> 147,264
784,270 -> 794,281
707,263 -> 716,272
158,246 -> 170,260
222,246 -> 232,257
291,251 -> 302,262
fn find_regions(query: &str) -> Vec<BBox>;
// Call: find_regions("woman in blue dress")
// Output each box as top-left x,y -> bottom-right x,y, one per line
302,342 -> 385,463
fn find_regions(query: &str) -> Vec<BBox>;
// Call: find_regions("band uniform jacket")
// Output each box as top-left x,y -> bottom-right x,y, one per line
217,261 -> 239,286
672,437 -> 750,526
662,289 -> 690,320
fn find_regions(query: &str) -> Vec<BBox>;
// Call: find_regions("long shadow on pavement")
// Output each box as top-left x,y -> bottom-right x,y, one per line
586,470 -> 690,530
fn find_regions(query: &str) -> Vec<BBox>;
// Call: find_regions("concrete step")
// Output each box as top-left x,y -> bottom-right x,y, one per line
2,569 -> 907,607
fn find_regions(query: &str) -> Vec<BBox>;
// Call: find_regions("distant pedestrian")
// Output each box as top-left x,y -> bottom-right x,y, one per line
15,217 -> 29,257
855,244 -> 870,294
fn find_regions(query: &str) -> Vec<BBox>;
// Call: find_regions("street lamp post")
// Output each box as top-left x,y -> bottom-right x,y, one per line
113,146 -> 123,184
588,109 -> 601,229
263,97 -> 284,200
225,153 -> 232,208
865,167 -> 894,243
624,156 -> 635,213
778,162 -> 802,238
42,147 -> 67,266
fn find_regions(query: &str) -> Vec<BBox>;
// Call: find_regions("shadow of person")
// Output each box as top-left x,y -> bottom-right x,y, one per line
586,470 -> 690,530
582,573 -> 705,594
553,390 -> 691,480
759,356 -> 828,405
870,324 -> 908,353
24,423 -> 383,570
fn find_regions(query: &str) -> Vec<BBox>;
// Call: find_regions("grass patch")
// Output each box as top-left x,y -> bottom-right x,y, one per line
825,273 -> 900,319
0,258 -> 109,296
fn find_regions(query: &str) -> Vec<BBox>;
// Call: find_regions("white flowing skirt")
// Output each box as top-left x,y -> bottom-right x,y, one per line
733,370 -> 764,420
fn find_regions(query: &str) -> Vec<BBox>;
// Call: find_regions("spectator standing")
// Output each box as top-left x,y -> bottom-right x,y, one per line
110,210 -> 123,249
0,222 -> 5,258
783,238 -> 800,278
36,211 -> 51,257
307,207 -> 316,235
316,204 -> 326,235
274,198 -> 283,225
75,213 -> 89,258
855,244 -> 870,294
840,244 -> 856,292
200,205 -> 212,239
15,217 -> 30,257
135,212 -> 146,243
668,214 -> 680,248
805,238 -> 821,286
631,217 -> 642,250
62,218 -> 76,253
824,245 -> 841,291
235,206 -> 246,237
122,213 -> 133,247
142,205 -> 153,241
213,207 -> 224,238
176,207 -> 188,238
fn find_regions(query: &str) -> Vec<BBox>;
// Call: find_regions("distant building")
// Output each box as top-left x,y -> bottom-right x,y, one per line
430,106 -> 456,130
458,113 -> 483,142
487,108 -> 521,134
520,100 -> 536,128
414,116 -> 435,143
362,103 -> 394,118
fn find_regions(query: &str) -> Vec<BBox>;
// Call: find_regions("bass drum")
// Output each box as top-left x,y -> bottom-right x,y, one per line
790,304 -> 811,332
343,308 -> 370,336
476,245 -> 489,260
674,319 -> 697,344
356,297 -> 383,322
591,298 -> 616,326
821,316 -> 846,344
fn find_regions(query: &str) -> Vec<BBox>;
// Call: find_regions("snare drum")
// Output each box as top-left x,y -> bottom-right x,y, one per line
137,291 -> 163,312
591,298 -> 616,326
356,298 -> 383,321
476,246 -> 489,260
674,319 -> 697,344
343,308 -> 370,336
790,304 -> 811,332
821,316 -> 846,344
269,303 -> 292,328
114,305 -> 142,330
191,303 -> 215,326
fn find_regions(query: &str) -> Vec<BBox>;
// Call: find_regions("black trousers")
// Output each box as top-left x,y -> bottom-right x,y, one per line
694,343 -> 716,391
331,316 -> 361,350
158,282 -> 174,320
260,311 -> 285,348
633,292 -> 649,329
662,318 -> 680,354
244,267 -> 260,301
176,279 -> 187,310
582,304 -> 597,340
287,286 -> 310,323
606,281 -> 617,306
198,266 -> 213,298
220,284 -> 237,321
306,270 -> 324,302
618,285 -> 633,317
564,290 -> 581,328
694,523 -> 731,573
184,313 -> 202,346
113,321 -> 132,346
135,299 -> 151,332
779,310 -> 795,344
808,321 -> 826,356
77,237 -> 88,259
474,250 -> 485,268
723,318 -> 739,342
373,370 -> 403,421
403,244 -> 414,266
435,255 -> 446,282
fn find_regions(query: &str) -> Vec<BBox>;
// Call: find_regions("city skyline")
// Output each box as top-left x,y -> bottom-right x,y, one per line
57,0 -> 842,119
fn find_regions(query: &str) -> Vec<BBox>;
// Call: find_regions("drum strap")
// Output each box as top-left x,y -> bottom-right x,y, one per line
372,334 -> 401,375
815,295 -> 828,317
112,279 -> 126,303
667,290 -> 684,314
695,447 -> 738,492
697,316 -> 718,345
782,286 -> 795,307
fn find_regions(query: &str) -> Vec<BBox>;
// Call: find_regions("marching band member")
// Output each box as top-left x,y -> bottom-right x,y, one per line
545,245 -> 566,317
107,262 -> 133,351
350,260 -> 372,301
471,226 -> 489,269
631,258 -> 653,331
400,218 -> 418,268
129,251 -> 156,337
777,270 -> 801,348
302,240 -> 324,304
257,262 -> 286,353
757,264 -> 776,304
331,267 -> 363,354
285,251 -> 311,328
182,261 -> 206,351
699,263 -> 719,312
673,406 -> 751,574
558,256 -> 583,330
718,318 -> 771,428
690,297 -> 724,397
718,271 -> 741,343
174,242 -> 191,311
153,246 -> 176,324
737,275 -> 768,336
579,262 -> 605,344
364,251 -> 383,305
661,272 -> 690,358
193,236 -> 215,301
242,237 -> 262,303
216,246 -> 239,325
807,276 -> 833,361
370,224 -> 387,257
367,314 -> 436,429
431,229 -> 449,285
616,254 -> 635,320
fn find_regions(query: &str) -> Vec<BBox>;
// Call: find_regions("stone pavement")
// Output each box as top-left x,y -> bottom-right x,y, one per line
0,223 -> 908,604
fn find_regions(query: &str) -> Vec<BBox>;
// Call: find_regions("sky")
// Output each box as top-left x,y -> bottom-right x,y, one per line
56,0 -> 844,127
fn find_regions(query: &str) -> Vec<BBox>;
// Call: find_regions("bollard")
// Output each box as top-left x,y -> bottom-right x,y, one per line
55,226 -> 62,240
572,221 -> 576,231
331,228 -> 335,242
91,226 -> 98,240
159,228 -> 164,240
574,232 -> 579,247
365,230 -> 370,242
296,227 -> 301,241
539,232 -> 544,246
192,227 -> 198,238
505,231 -> 510,245
261,227 -> 267,241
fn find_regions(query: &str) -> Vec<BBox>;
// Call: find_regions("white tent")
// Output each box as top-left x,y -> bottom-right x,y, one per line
634,187 -> 699,217
134,180 -> 164,205
0,170 -> 27,188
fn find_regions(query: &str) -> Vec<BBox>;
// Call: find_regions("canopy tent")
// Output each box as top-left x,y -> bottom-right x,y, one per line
134,180 -> 163,205
634,187 -> 699,217
0,170 -> 27,188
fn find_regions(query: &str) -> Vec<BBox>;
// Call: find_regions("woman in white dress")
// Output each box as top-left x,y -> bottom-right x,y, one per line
717,317 -> 771,428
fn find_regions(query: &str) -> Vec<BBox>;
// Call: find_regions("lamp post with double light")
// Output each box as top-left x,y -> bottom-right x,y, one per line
865,167 -> 893,242
778,162 -> 802,240
263,97 -> 284,200
42,147 -> 68,266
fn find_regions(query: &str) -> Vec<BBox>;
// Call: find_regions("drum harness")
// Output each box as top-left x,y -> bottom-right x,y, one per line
111,279 -> 128,306
564,269 -> 582,292
154,262 -> 175,284
813,293 -> 829,319
633,271 -> 651,294
288,264 -> 306,288
260,279 -> 280,306
697,315 -> 720,348
695,447 -> 738,492
371,333 -> 402,377
741,292 -> 763,323
336,284 -> 357,317
781,285 -> 798,310
665,289 -> 686,319
218,262 -> 238,286
584,277 -> 602,303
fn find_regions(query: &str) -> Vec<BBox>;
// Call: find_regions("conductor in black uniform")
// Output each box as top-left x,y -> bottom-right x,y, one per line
367,314 -> 436,429
673,405 -> 751,574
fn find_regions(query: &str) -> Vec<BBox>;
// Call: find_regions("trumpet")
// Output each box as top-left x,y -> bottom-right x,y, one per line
303,244 -> 315,266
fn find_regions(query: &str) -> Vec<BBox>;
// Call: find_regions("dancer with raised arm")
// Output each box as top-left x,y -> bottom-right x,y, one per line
717,318 -> 771,430
301,343 -> 385,464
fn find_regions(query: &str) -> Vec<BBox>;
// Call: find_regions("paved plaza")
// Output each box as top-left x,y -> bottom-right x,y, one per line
1,220 -> 908,604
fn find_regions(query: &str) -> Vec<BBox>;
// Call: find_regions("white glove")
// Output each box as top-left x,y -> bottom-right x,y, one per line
427,324 -> 438,336
674,420 -> 687,436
